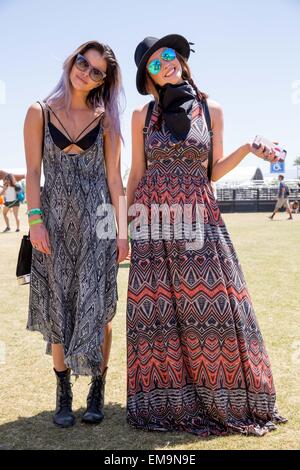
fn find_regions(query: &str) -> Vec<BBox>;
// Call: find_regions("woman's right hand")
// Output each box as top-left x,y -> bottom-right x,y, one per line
249,141 -> 279,163
30,223 -> 51,255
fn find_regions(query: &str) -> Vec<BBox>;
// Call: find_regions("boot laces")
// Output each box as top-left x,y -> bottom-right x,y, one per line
59,378 -> 73,409
88,376 -> 103,407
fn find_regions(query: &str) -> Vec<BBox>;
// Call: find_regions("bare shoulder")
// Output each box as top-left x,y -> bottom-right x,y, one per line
132,101 -> 155,129
25,102 -> 43,124
206,98 -> 223,128
207,98 -> 223,116
207,98 -> 222,111
24,102 -> 44,138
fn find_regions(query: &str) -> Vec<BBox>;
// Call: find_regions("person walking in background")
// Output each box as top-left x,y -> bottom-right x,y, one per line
269,174 -> 293,220
0,170 -> 25,182
0,173 -> 21,232
24,40 -> 128,428
126,34 -> 287,437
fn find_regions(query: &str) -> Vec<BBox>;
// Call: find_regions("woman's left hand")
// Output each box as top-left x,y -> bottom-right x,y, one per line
248,141 -> 279,163
116,236 -> 129,263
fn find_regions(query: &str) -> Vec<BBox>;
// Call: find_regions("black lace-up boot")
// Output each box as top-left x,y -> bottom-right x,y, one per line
82,367 -> 108,424
53,368 -> 75,427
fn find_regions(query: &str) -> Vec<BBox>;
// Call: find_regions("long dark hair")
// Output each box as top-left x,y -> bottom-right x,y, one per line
176,52 -> 209,101
4,173 -> 17,187
145,52 -> 208,102
144,53 -> 213,181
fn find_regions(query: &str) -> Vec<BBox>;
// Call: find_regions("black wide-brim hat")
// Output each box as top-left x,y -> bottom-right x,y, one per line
134,34 -> 192,95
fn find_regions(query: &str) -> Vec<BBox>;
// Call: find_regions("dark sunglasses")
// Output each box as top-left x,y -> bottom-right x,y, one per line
74,53 -> 106,82
147,48 -> 177,75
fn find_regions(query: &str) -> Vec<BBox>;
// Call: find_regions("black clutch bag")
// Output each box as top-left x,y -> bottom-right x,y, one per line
16,232 -> 32,285
16,100 -> 45,285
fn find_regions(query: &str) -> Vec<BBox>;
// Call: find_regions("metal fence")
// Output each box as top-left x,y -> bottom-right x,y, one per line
216,186 -> 300,212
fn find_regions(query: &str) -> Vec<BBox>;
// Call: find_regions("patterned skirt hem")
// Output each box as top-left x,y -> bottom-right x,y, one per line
126,413 -> 287,437
26,301 -> 118,377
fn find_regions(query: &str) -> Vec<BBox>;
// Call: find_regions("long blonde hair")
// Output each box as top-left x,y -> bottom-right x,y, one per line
45,40 -> 125,143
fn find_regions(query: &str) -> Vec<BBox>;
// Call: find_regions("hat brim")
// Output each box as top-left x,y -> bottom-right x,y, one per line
136,34 -> 191,95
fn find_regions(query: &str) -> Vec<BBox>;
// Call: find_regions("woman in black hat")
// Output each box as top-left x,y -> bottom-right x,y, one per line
126,34 -> 286,436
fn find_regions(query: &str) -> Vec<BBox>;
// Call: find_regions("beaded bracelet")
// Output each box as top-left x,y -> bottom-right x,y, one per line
29,218 -> 43,227
28,208 -> 43,217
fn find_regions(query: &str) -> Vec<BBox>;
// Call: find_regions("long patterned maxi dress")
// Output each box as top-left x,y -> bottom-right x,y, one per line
126,98 -> 287,436
27,102 -> 118,376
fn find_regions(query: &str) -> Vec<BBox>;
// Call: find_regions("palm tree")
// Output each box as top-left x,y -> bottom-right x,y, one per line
293,157 -> 300,179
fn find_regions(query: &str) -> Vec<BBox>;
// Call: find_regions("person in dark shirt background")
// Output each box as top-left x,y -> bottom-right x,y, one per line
269,174 -> 293,220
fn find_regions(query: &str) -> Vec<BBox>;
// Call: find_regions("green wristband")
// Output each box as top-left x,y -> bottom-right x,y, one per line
29,218 -> 43,227
28,208 -> 43,217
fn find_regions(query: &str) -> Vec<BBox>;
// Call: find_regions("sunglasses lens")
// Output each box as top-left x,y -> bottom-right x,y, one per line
75,55 -> 89,71
90,69 -> 104,82
148,59 -> 161,75
161,48 -> 176,61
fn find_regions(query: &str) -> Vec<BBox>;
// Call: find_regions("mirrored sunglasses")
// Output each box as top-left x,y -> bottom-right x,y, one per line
147,48 -> 177,75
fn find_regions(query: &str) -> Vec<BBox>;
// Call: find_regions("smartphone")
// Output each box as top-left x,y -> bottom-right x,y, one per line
252,135 -> 287,161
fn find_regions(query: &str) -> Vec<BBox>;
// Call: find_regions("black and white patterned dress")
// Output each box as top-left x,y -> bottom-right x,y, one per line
27,101 -> 118,376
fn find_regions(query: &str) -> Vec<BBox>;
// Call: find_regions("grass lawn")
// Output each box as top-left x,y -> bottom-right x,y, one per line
0,205 -> 299,450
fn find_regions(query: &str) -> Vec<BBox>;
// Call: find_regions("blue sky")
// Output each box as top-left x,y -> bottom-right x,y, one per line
0,0 -> 299,179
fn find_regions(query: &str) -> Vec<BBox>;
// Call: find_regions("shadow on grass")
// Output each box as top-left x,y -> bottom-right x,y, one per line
0,402 -> 211,450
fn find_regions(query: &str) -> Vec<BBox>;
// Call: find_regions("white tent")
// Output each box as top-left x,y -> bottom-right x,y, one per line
217,166 -> 263,187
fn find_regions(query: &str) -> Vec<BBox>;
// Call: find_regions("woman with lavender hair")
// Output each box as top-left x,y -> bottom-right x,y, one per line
24,41 -> 128,428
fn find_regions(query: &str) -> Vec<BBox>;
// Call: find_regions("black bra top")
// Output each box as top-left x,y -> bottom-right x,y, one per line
48,120 -> 100,151
47,106 -> 102,151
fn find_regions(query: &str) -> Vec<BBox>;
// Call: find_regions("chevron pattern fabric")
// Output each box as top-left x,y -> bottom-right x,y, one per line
126,98 -> 286,436
27,102 -> 119,376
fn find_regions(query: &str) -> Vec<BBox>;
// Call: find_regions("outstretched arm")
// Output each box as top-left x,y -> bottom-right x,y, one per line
208,100 -> 278,182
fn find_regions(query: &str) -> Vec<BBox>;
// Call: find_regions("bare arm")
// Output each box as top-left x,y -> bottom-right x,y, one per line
126,103 -> 149,223
23,102 -> 51,254
24,103 -> 43,212
208,99 -> 277,182
103,119 -> 128,262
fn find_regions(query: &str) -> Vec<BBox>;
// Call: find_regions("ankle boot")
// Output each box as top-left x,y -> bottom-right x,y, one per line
53,368 -> 75,428
82,367 -> 108,424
